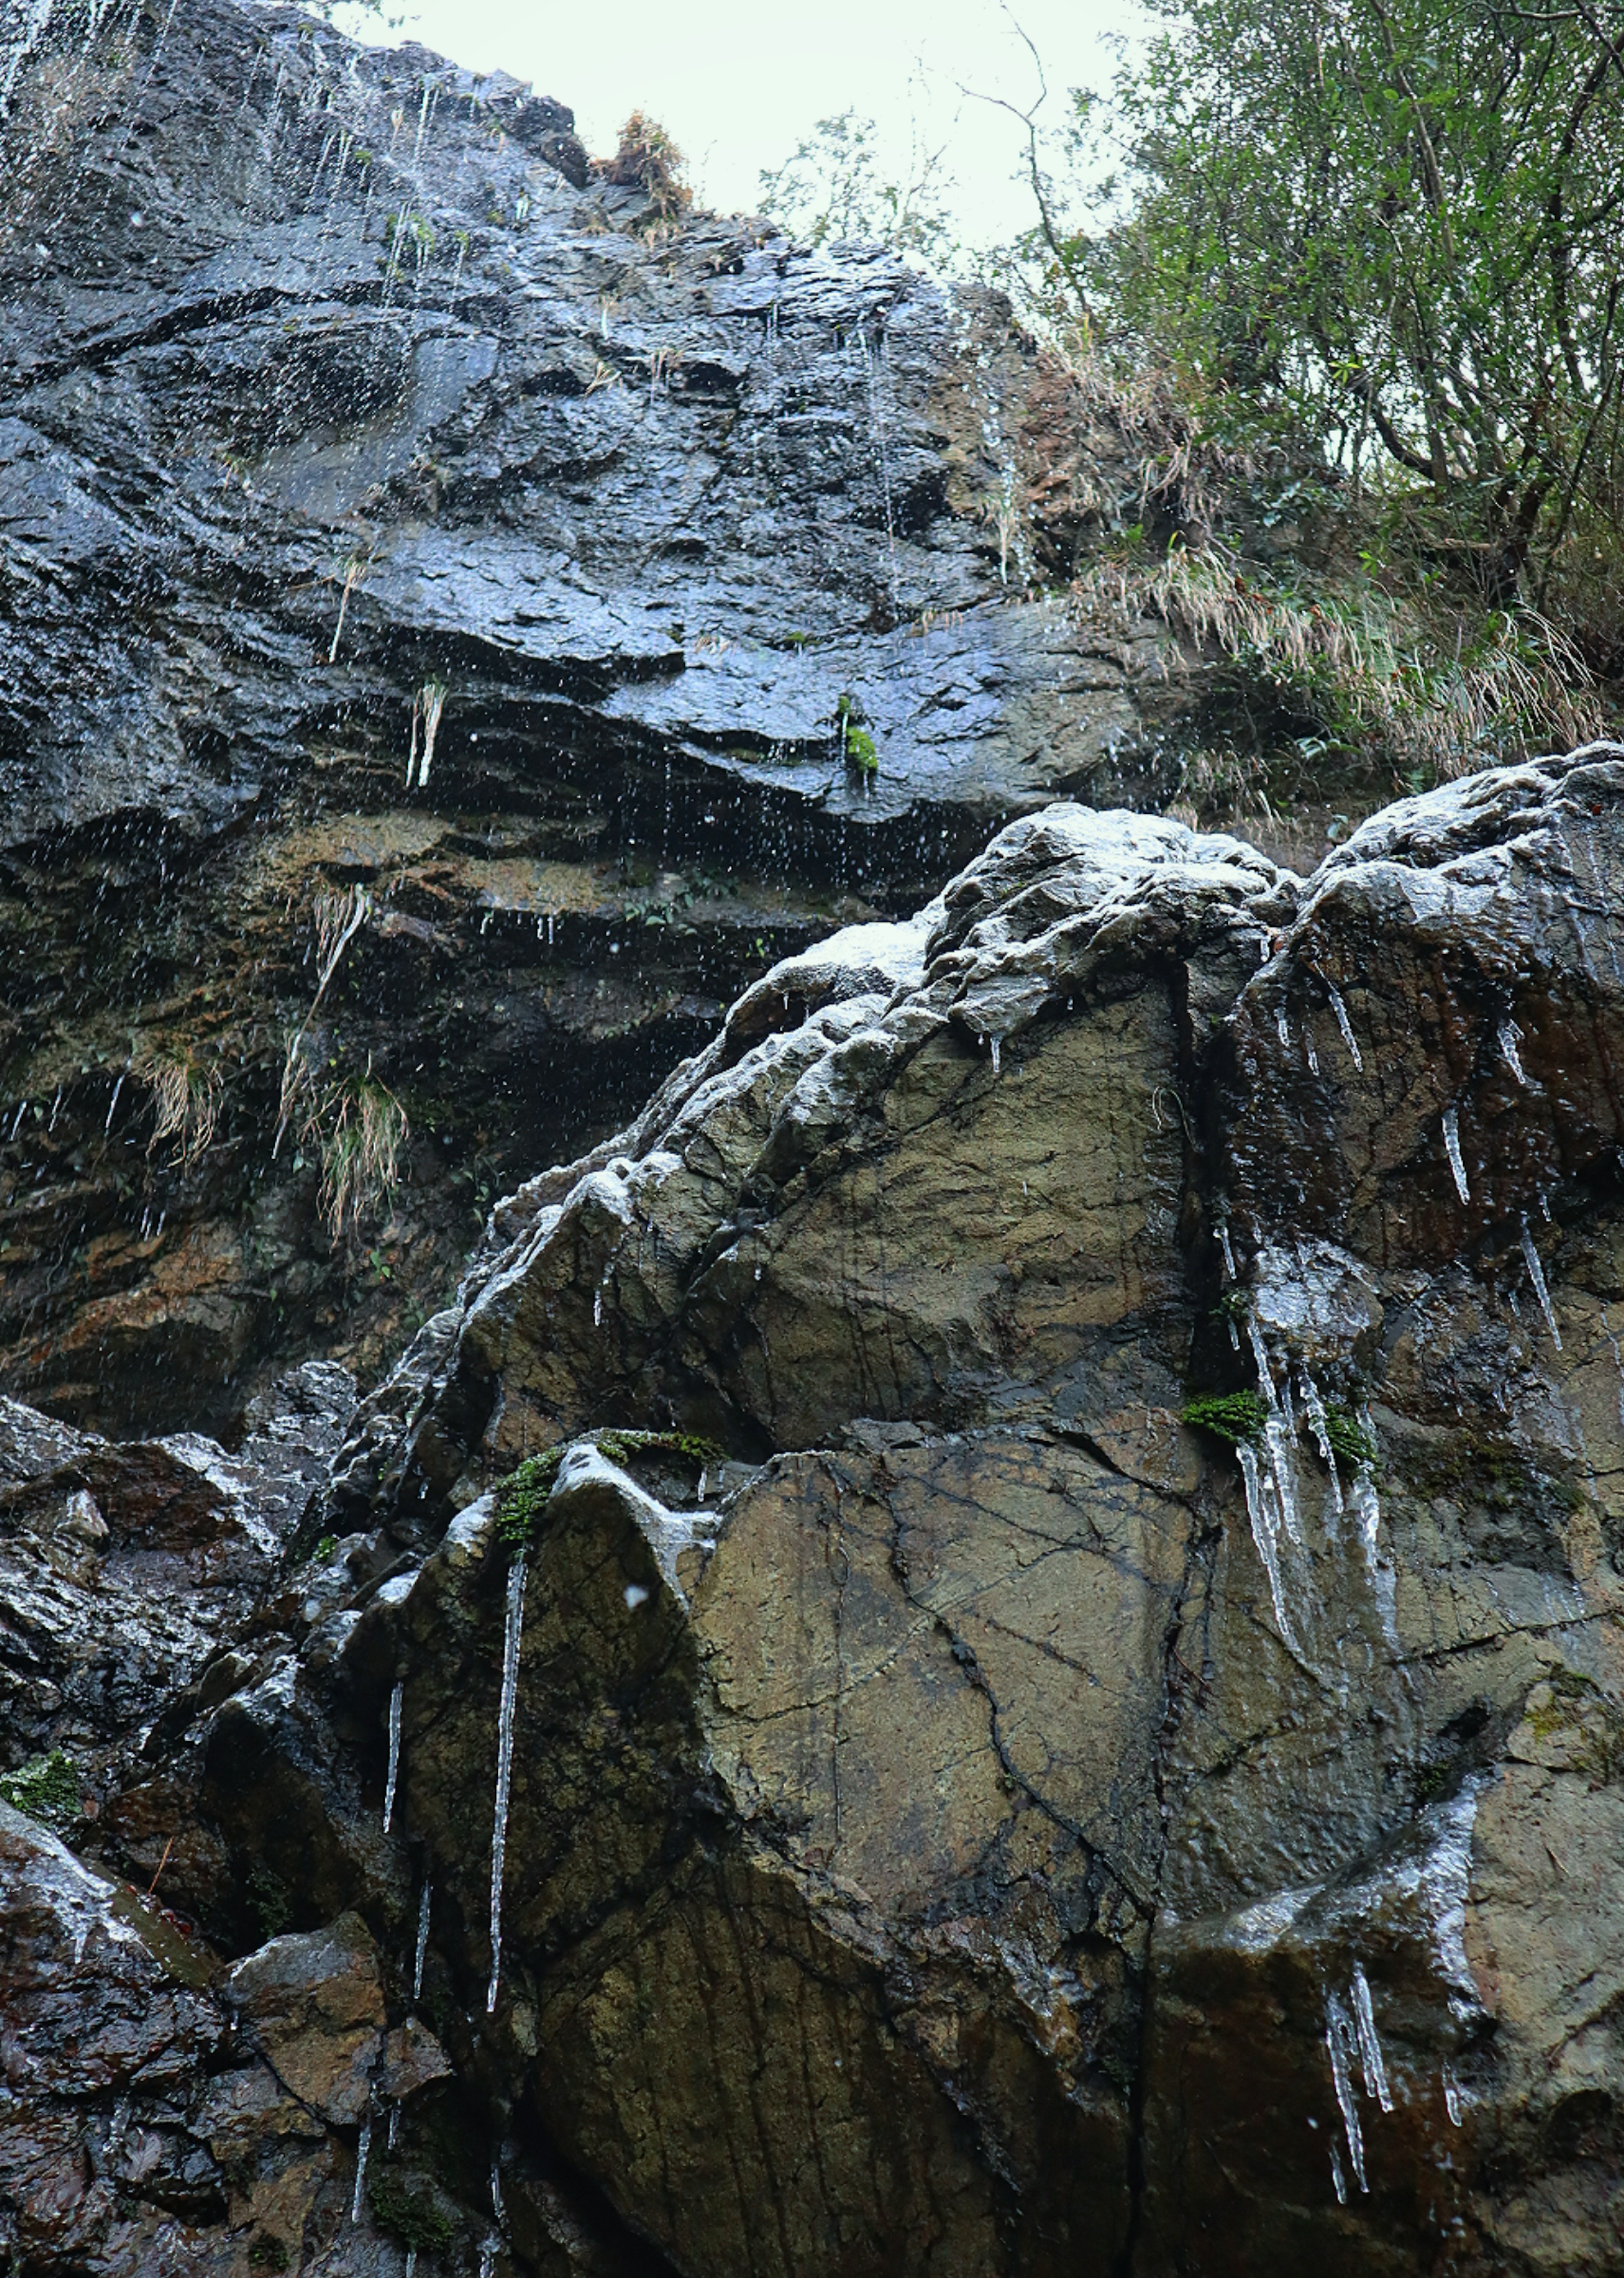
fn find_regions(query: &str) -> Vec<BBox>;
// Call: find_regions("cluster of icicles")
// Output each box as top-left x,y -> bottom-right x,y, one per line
360,1549 -> 527,2265
1320,1961 -> 1465,2204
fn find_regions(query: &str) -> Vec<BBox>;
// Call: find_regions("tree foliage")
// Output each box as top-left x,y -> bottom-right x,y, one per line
1097,0 -> 1624,618
757,108 -> 957,267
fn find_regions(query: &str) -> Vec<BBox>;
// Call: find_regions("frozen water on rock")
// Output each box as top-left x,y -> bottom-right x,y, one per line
1324,1989 -> 1368,2191
413,1880 -> 431,2003
351,2116 -> 371,2223
1520,1219 -> 1562,1348
1328,983 -> 1363,1070
1443,2066 -> 1465,2126
1238,1442 -> 1296,1649
1351,1964 -> 1394,2111
1299,1375 -> 1344,1522
1498,1017 -> 1531,1086
1349,1461 -> 1399,1650
1442,1106 -> 1470,1204
1217,1220 -> 1237,1280
486,1551 -> 527,2014
1330,2139 -> 1347,2204
382,1677 -> 403,1833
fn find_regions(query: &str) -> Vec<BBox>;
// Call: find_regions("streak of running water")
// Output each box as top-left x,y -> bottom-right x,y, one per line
487,1552 -> 527,2012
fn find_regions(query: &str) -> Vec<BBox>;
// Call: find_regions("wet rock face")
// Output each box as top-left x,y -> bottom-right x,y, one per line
0,0 -> 1169,1433
108,756 -> 1610,2277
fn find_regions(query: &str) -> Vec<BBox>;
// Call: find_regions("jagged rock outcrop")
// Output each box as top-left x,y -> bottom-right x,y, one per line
2,754 -> 1599,2275
0,0 -> 1178,1435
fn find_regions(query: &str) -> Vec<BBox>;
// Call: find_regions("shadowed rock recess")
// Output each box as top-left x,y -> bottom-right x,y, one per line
3,5 -> 1624,2278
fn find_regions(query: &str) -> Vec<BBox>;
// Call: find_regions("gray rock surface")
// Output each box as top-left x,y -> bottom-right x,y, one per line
0,0 -> 1173,1432
35,756 -> 1602,2278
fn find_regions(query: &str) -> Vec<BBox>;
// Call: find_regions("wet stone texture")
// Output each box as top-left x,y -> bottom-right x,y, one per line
3,4 -> 1624,2275
0,0 -> 1179,1437
10,756 -> 1590,2277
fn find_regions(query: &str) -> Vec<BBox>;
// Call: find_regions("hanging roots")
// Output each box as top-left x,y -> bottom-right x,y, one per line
138,1053 -> 222,1171
311,1072 -> 409,1239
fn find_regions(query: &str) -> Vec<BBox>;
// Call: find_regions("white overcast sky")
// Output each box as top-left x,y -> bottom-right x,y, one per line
329,0 -> 1143,246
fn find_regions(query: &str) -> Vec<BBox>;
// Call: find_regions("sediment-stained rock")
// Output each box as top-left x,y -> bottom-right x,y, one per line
100,760 -> 1606,2274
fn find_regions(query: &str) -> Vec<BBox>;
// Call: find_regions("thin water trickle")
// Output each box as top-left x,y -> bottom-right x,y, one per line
1328,983 -> 1363,1070
593,1284 -> 603,1327
988,1036 -> 1001,1076
406,2254 -> 417,2278
382,1677 -> 403,1833
9,1101 -> 25,1142
1442,1106 -> 1469,1203
1520,1219 -> 1562,1348
102,1075 -> 123,1134
351,2116 -> 372,2223
413,1880 -> 431,2002
487,1551 -> 527,2013
387,2100 -> 401,2150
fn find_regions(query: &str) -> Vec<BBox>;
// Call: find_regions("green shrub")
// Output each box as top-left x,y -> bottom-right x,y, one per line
1181,1392 -> 1265,1446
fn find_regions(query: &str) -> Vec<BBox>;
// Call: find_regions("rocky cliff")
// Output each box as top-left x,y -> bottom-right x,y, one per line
3,2 -> 1623,2275
0,0 -> 1183,1439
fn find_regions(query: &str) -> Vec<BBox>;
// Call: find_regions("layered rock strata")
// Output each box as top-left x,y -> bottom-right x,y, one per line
0,0 -> 1176,1432
5,755 -> 1610,2274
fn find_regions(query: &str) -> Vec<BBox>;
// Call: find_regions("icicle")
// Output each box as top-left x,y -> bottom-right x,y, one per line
989,1035 -> 1001,1075
1443,2066 -> 1464,2126
1349,1456 -> 1399,1649
1330,2138 -> 1347,2204
593,1283 -> 603,1327
1263,1411 -> 1304,1547
417,681 -> 447,786
491,2159 -> 505,2229
1351,1964 -> 1394,2111
487,1552 -> 527,2013
1324,1990 -> 1368,2191
1247,1316 -> 1277,1408
479,2245 -> 497,2278
382,1677 -> 403,1833
8,1100 -> 25,1141
388,2100 -> 401,2150
1520,1218 -> 1561,1349
1442,1106 -> 1469,1203
413,1880 -> 431,2002
1304,1027 -> 1320,1076
1299,1374 -> 1344,1524
47,1084 -> 61,1131
1498,1017 -> 1529,1087
1237,1442 -> 1295,1647
351,2116 -> 372,2223
1217,1221 -> 1237,1279
1327,983 -> 1363,1070
1276,1005 -> 1292,1050
102,1076 -> 123,1134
